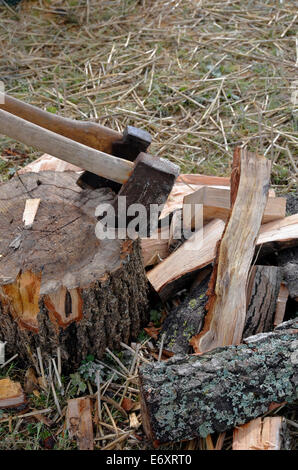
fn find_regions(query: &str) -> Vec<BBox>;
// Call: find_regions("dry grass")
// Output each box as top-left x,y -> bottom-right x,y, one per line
0,0 -> 297,189
0,0 -> 297,451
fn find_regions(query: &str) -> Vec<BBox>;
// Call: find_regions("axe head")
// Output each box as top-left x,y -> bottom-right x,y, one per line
112,126 -> 152,160
77,126 -> 152,191
110,152 -> 180,237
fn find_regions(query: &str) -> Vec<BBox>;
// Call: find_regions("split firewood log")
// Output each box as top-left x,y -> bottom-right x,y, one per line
232,417 -> 291,450
192,148 -> 272,352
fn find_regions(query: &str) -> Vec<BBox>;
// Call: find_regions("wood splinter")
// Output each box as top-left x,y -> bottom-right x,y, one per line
22,198 -> 41,229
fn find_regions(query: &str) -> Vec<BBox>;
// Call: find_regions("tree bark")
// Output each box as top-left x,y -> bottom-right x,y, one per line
0,171 -> 149,370
277,247 -> 298,302
139,320 -> 298,445
243,265 -> 282,338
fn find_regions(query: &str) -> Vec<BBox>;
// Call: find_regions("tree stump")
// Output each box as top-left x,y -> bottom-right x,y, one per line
0,171 -> 149,370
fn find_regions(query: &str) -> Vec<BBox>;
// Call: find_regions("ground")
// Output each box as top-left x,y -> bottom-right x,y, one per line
0,0 -> 297,450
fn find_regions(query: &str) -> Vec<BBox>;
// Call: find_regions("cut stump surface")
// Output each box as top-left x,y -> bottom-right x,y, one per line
0,171 -> 149,369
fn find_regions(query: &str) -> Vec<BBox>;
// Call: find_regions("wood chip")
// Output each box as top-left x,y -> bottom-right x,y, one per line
0,378 -> 26,409
66,397 -> 94,450
22,198 -> 40,228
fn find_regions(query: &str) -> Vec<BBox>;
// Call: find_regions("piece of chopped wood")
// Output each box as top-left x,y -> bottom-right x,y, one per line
257,214 -> 298,245
0,341 -> 5,365
193,149 -> 271,352
129,412 -> 141,429
22,198 -> 40,228
159,264 -> 282,355
147,218 -> 225,300
66,397 -> 94,450
183,186 -> 285,225
274,283 -> 289,327
177,174 -> 230,186
165,175 -> 275,220
0,377 -> 26,409
232,417 -> 290,450
215,433 -> 226,450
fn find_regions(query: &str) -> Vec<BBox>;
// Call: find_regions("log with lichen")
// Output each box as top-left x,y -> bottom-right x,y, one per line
139,320 -> 298,445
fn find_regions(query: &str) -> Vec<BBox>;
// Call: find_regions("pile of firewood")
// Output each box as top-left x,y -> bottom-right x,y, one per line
139,147 -> 297,449
0,147 -> 297,450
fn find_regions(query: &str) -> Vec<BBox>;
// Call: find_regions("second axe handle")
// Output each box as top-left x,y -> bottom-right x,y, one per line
0,108 -> 134,184
0,94 -> 122,154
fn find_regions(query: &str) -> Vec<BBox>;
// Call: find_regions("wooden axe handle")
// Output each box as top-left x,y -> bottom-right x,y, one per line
0,109 -> 133,184
0,94 -> 122,154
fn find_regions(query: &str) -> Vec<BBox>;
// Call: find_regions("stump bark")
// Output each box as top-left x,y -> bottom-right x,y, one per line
0,171 -> 149,370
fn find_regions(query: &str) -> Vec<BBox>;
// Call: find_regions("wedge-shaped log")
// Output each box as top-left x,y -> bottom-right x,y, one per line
243,265 -> 282,338
159,270 -> 211,355
141,226 -> 170,267
194,149 -> 271,352
257,214 -> 298,245
139,320 -> 298,445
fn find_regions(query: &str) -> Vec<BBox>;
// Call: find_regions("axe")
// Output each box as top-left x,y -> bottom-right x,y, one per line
0,97 -> 179,234
1,94 -> 152,191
